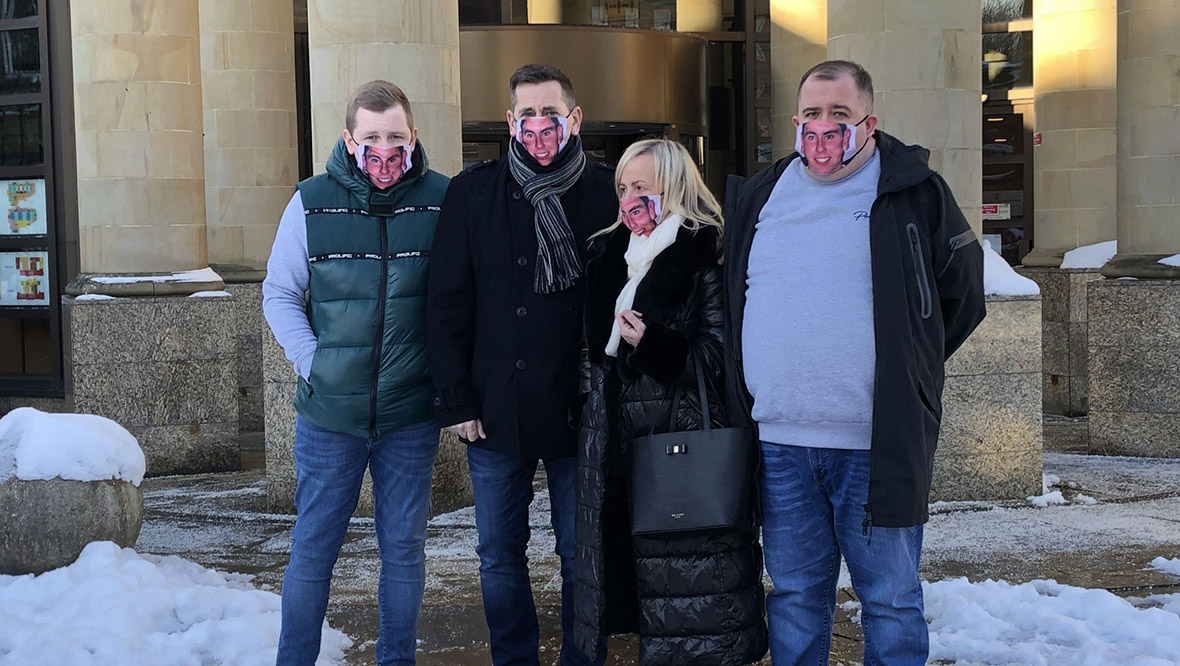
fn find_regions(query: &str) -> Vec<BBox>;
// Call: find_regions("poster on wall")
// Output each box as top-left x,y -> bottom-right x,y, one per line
0,251 -> 50,307
2,179 -> 48,236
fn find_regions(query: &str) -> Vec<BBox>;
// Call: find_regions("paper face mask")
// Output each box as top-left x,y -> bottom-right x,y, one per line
620,194 -> 662,237
515,116 -> 570,165
355,144 -> 412,189
794,120 -> 860,176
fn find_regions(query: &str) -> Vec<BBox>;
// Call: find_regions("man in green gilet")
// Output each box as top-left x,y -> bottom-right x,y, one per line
262,80 -> 448,666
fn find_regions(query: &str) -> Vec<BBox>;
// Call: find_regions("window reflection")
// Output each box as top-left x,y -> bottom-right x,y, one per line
983,31 -> 1032,93
0,104 -> 42,166
1,28 -> 41,95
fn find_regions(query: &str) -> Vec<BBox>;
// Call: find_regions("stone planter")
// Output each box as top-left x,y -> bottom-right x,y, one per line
0,478 -> 143,575
932,294 -> 1043,501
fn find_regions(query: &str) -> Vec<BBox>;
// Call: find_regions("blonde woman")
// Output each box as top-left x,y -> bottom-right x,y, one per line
571,139 -> 767,665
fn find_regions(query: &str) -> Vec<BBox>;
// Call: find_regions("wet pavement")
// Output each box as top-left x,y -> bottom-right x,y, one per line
134,452 -> 1180,665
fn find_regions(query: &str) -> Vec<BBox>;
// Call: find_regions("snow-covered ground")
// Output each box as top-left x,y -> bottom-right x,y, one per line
4,452 -> 1180,665
0,542 -> 351,666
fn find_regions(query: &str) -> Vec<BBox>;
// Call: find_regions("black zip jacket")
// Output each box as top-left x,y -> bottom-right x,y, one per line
721,131 -> 986,528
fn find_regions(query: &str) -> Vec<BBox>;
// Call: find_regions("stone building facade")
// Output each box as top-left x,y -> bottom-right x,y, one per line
2,0 -> 1177,505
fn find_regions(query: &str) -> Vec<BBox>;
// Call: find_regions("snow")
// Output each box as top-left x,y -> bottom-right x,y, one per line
91,267 -> 221,285
1061,240 -> 1117,269
0,408 -> 145,486
188,290 -> 232,298
0,541 -> 351,666
74,294 -> 116,301
982,240 -> 1040,296
1028,490 -> 1068,507
925,577 -> 1180,666
1161,254 -> 1180,268
1152,557 -> 1180,578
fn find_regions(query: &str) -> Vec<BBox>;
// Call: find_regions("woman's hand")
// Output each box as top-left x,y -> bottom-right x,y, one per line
618,310 -> 646,347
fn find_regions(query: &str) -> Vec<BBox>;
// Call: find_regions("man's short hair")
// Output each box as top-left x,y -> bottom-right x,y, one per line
509,63 -> 576,110
797,60 -> 874,107
346,80 -> 413,133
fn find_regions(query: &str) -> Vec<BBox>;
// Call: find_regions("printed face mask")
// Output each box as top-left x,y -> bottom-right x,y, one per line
794,115 -> 869,176
355,144 -> 412,189
619,194 -> 662,237
515,116 -> 570,166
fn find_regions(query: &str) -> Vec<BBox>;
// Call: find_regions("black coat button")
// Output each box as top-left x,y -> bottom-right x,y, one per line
516,255 -> 528,267
515,359 -> 527,370
516,306 -> 528,317
512,191 -> 523,200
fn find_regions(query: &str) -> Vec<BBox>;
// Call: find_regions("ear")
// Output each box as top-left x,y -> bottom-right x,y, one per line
568,106 -> 584,136
864,114 -> 879,135
791,115 -> 800,129
410,126 -> 419,148
342,129 -> 357,156
506,109 -> 517,137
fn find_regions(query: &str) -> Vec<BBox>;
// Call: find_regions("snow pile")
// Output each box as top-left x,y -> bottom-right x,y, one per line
1028,490 -> 1068,507
1161,254 -> 1180,268
1152,556 -> 1180,577
925,577 -> 1180,666
74,294 -> 116,301
92,267 -> 222,285
1061,240 -> 1117,269
0,541 -> 351,665
189,290 -> 232,298
982,240 -> 1040,296
0,408 -> 145,486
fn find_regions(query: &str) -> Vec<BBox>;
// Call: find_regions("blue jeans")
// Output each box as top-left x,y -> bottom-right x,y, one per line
467,446 -> 600,666
278,417 -> 439,666
760,442 -> 928,666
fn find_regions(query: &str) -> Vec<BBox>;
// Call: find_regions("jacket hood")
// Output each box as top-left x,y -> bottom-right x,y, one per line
873,131 -> 935,194
326,137 -> 430,209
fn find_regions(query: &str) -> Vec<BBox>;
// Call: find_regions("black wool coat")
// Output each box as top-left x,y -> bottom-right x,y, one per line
722,131 -> 987,528
426,155 -> 617,460
572,222 -> 768,666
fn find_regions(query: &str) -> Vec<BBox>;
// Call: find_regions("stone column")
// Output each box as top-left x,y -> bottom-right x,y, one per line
1107,0 -> 1180,275
1025,0 -> 1117,267
198,0 -> 299,269
828,0 -> 983,237
770,0 -> 827,160
307,1 -> 462,176
70,0 -> 207,272
1087,0 -> 1180,458
677,0 -> 724,31
528,0 -> 563,24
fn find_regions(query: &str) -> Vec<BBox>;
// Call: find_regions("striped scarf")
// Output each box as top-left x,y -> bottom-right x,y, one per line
508,134 -> 588,294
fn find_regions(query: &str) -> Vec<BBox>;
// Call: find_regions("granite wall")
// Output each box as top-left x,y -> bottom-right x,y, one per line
223,282 -> 265,437
1019,267 -> 1103,419
1088,279 -> 1180,457
932,295 -> 1043,501
264,330 -> 473,517
65,294 -> 239,476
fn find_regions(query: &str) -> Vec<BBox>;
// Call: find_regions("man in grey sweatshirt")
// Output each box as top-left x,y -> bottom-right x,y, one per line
722,61 -> 986,666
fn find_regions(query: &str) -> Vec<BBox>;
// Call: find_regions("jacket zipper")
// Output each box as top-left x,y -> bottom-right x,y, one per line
906,223 -> 933,320
369,216 -> 390,438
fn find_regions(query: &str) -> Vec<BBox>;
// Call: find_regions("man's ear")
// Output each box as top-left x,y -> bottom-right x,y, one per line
506,109 -> 517,136
864,114 -> 879,135
791,115 -> 800,129
342,129 -> 356,156
568,106 -> 584,136
410,127 -> 419,149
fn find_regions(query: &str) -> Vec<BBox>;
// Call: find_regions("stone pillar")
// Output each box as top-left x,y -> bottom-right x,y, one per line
677,1 -> 723,31
828,0 -> 983,237
770,0 -> 827,161
1025,0 -> 1117,267
198,0 -> 299,269
307,1 -> 462,176
70,0 -> 207,272
1088,0 -> 1180,458
529,0 -> 563,24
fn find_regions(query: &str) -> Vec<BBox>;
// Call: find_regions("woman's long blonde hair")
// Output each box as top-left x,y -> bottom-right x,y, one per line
593,139 -> 724,240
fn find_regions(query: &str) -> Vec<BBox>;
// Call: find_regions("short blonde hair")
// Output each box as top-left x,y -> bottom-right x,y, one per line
346,80 -> 413,133
595,139 -> 724,241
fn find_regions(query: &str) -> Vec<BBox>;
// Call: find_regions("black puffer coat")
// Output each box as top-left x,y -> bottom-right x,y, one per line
573,222 -> 767,666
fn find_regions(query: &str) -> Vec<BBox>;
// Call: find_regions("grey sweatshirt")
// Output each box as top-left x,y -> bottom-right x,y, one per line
742,151 -> 881,450
261,191 -> 316,382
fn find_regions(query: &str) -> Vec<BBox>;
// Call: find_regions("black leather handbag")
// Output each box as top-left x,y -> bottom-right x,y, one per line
629,356 -> 756,537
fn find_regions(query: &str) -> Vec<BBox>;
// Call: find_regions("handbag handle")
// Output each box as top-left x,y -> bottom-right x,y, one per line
663,353 -> 712,433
